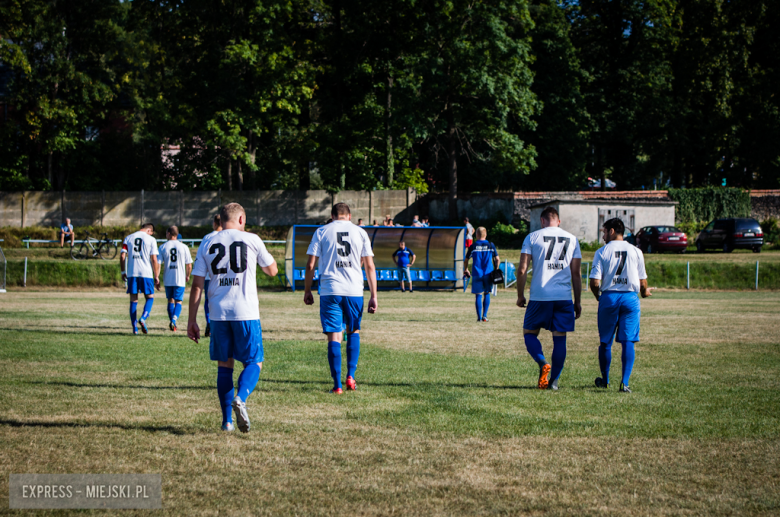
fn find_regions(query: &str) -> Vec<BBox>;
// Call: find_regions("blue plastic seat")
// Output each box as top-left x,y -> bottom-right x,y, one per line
379,270 -> 394,281
417,270 -> 431,281
408,270 -> 418,281
443,270 -> 457,281
294,269 -> 306,280
431,271 -> 444,281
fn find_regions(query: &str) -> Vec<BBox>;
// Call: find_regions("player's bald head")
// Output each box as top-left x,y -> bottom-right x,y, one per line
331,203 -> 351,220
220,203 -> 246,229
476,227 -> 487,240
167,225 -> 179,238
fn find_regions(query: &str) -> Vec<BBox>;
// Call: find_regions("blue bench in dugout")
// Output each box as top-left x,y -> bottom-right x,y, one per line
291,268 -> 457,290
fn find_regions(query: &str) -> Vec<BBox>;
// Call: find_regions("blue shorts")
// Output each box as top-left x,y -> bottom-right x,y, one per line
598,291 -> 641,343
398,266 -> 411,282
471,274 -> 492,294
523,300 -> 576,332
209,320 -> 264,364
126,277 -> 155,295
320,295 -> 363,334
165,286 -> 185,301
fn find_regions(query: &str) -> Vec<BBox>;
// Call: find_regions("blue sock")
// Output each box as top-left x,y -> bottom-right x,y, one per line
204,296 -> 210,325
475,294 -> 483,319
482,294 -> 491,319
599,342 -> 612,382
141,298 -> 154,321
130,301 -> 138,332
173,303 -> 182,322
327,341 -> 342,389
167,302 -> 174,320
346,333 -> 360,379
550,335 -> 567,383
217,366 -> 234,425
236,363 -> 261,402
621,341 -> 635,386
524,333 -> 547,365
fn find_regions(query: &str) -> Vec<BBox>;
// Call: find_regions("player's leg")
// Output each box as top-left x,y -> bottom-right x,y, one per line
482,292 -> 491,322
343,296 -> 364,390
523,301 -> 553,389
596,293 -> 620,388
547,301 -> 576,389
229,320 -> 264,433
128,291 -> 139,334
138,280 -> 154,333
616,293 -> 641,392
406,267 -> 413,292
165,286 -> 175,322
475,293 -> 483,321
320,295 -> 345,393
217,358 -> 235,431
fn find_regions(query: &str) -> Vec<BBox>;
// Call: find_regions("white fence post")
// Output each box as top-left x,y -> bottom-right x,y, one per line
756,261 -> 759,291
23,257 -> 28,287
687,262 -> 690,290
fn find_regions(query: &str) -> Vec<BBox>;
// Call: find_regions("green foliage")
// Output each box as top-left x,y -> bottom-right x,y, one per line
760,218 -> 780,246
668,187 -> 752,223
392,168 -> 429,194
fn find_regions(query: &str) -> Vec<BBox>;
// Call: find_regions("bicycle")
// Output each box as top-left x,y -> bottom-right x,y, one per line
70,231 -> 118,260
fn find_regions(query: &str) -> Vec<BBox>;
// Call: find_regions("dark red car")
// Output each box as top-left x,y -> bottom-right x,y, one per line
634,226 -> 688,253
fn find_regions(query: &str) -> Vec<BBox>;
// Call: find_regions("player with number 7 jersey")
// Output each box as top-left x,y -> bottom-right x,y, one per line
188,203 -> 278,433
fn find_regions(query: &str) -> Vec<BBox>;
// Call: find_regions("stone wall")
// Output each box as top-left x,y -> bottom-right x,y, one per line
749,190 -> 780,222
0,189 -> 417,228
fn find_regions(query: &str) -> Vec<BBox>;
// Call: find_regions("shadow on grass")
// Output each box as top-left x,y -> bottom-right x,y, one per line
0,326 -> 185,338
0,418 -> 193,435
27,381 -> 210,391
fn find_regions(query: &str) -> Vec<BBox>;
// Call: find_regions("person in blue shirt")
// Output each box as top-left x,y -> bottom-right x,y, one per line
464,227 -> 500,322
392,241 -> 416,292
59,218 -> 74,248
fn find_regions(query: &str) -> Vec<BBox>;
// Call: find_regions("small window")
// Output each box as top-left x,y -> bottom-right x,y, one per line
714,220 -> 727,230
704,222 -> 715,231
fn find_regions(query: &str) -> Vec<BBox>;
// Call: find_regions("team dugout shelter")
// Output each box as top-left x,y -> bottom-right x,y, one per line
284,225 -> 467,291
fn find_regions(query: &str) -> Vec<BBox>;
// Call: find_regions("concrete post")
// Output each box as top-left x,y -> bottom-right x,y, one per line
21,192 -> 26,228
179,190 -> 184,227
218,189 -> 222,211
101,190 -> 105,227
140,189 -> 145,225
60,190 -> 65,224
369,190 -> 374,225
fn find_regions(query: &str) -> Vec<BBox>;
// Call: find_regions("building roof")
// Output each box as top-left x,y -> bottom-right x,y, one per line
529,199 -> 678,209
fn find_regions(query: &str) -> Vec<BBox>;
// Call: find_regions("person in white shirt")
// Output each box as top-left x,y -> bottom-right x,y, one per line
304,202 -> 378,394
516,207 -> 582,390
193,215 -> 222,338
187,203 -> 278,433
464,217 -> 475,248
120,223 -> 160,335
589,217 -> 651,393
411,215 -> 422,227
159,226 -> 193,332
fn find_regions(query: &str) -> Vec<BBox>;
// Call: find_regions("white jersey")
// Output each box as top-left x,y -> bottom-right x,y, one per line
590,240 -> 647,293
159,240 -> 193,288
521,226 -> 582,301
192,230 -> 275,321
306,220 -> 374,297
194,230 -> 220,281
122,231 -> 159,279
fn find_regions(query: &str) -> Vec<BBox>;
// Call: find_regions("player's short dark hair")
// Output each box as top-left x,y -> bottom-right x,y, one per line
141,222 -> 155,232
213,214 -> 221,226
167,225 -> 179,237
603,217 -> 625,236
332,202 -> 351,218
463,217 -> 469,222
540,206 -> 559,221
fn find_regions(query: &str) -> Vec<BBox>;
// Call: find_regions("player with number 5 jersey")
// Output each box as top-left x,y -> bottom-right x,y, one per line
304,202 -> 378,394
516,207 -> 582,390
589,217 -> 651,393
187,203 -> 278,433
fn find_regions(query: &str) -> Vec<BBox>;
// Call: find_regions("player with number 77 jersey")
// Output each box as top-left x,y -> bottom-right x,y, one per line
516,207 -> 582,391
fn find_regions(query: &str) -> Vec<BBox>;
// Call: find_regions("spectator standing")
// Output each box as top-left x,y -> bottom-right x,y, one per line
464,217 -> 475,248
392,241 -> 416,292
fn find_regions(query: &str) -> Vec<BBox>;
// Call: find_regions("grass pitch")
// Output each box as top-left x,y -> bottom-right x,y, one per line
0,288 -> 778,515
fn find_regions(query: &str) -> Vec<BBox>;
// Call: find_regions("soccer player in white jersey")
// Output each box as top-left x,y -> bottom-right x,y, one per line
516,207 -> 582,390
589,217 -> 651,393
187,203 -> 277,433
304,203 -> 378,394
120,223 -> 160,335
192,215 -> 222,338
158,226 -> 193,332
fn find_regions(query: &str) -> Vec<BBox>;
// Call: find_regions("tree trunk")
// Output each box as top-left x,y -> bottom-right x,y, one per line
385,73 -> 394,187
237,159 -> 244,191
447,114 -> 458,222
245,130 -> 256,188
47,151 -> 53,187
226,159 -> 233,191
299,161 -> 310,190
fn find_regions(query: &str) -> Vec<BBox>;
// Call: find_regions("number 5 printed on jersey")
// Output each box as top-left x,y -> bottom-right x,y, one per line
337,232 -> 351,257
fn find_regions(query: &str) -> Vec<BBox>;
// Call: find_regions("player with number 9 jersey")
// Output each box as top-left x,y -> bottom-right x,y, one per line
120,224 -> 160,334
516,207 -> 582,390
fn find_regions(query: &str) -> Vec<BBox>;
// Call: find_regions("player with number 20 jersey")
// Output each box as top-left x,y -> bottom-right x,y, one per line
304,203 -> 378,394
589,217 -> 650,393
516,207 -> 582,390
188,203 -> 278,433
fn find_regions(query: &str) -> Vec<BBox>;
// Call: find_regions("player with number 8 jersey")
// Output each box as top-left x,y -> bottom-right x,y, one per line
188,203 -> 278,433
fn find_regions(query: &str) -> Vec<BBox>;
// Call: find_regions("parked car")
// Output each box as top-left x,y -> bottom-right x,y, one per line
634,226 -> 687,253
695,218 -> 764,253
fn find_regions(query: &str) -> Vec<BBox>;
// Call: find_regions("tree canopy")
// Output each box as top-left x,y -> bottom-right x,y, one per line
1,0 -> 778,195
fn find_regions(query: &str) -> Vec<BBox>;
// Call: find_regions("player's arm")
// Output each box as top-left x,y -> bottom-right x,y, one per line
151,254 -> 161,289
516,253 -> 531,307
187,275 -> 205,342
589,278 -> 601,301
363,255 -> 378,314
185,263 -> 193,283
570,258 -> 582,319
303,254 -> 317,305
640,279 -> 652,298
119,248 -> 127,281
